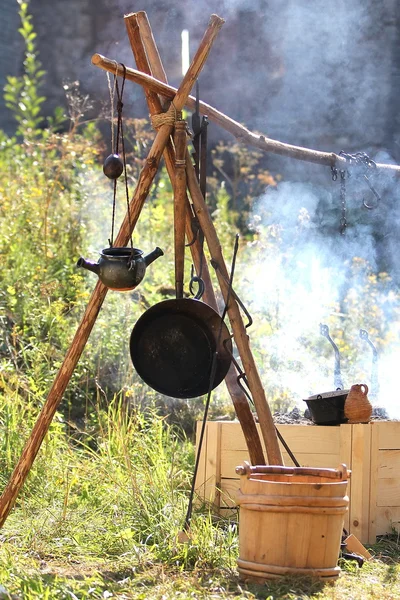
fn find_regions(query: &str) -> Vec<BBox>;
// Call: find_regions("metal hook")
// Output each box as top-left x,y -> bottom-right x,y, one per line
320,323 -> 344,390
210,260 -> 253,329
359,328 -> 379,400
185,216 -> 201,247
359,329 -> 378,364
189,275 -> 205,300
362,174 -> 381,210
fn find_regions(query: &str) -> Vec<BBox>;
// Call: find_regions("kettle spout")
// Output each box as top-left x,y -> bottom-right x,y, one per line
76,256 -> 100,276
144,247 -> 164,267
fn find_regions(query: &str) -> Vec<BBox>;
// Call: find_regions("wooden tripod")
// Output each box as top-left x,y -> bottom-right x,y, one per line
0,12 -> 282,529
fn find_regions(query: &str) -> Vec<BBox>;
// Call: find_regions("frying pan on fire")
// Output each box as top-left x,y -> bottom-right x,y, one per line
129,298 -> 233,399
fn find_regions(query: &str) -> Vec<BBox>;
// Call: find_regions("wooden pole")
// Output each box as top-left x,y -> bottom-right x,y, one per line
0,14 -> 225,529
128,12 -> 284,464
91,53 -> 400,175
185,154 -> 283,464
174,120 -> 187,299
125,12 -> 266,464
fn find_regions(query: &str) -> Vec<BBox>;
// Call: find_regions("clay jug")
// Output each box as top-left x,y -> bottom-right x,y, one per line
344,383 -> 372,424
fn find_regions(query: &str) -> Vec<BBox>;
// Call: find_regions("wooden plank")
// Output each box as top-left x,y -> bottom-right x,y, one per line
339,424 -> 352,468
219,422 -> 255,452
368,422 -> 379,543
220,449 -> 249,478
377,479 -> 400,507
276,424 -> 342,454
349,424 -> 372,543
376,507 -> 400,535
277,425 -> 342,454
197,421 -> 400,541
195,421 -> 222,504
339,424 -> 353,533
282,453 -> 340,468
343,534 -> 372,560
220,478 -> 241,507
220,422 -> 342,455
204,422 -> 222,505
221,450 -> 341,479
194,421 -> 207,500
376,422 -> 400,450
214,422 -> 222,509
378,450 -> 400,478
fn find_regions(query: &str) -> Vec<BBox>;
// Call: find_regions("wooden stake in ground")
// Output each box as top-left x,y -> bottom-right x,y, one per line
125,11 -> 266,464
0,14 -> 225,529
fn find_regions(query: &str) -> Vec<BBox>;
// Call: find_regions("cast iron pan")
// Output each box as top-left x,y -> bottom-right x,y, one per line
130,298 -> 233,399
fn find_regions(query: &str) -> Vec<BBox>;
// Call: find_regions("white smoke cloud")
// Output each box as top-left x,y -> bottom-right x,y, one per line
247,172 -> 400,418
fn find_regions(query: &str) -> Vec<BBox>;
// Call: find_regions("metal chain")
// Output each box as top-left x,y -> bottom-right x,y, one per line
339,151 -> 376,170
339,170 -> 347,235
106,70 -> 116,153
116,66 -> 134,254
332,150 -> 380,236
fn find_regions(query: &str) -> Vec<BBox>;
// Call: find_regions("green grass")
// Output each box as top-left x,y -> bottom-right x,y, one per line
0,530 -> 399,599
0,398 -> 398,599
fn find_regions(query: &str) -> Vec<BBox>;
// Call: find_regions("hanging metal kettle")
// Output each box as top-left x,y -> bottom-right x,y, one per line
77,246 -> 164,291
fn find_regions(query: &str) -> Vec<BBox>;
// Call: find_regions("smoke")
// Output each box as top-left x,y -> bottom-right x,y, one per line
99,0 -> 400,418
60,0 -> 397,169
192,0 -> 395,417
260,1 -> 392,146
133,0 -> 396,154
247,169 -> 400,418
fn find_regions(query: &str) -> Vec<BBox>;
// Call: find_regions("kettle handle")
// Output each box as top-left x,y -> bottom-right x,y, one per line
360,383 -> 369,396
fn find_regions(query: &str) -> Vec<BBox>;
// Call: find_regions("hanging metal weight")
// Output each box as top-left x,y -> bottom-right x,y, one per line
103,153 -> 124,179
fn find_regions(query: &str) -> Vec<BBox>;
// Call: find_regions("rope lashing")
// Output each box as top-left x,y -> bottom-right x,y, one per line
150,102 -> 181,129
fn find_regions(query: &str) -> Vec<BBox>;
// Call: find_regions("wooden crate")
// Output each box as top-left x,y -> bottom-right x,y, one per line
195,421 -> 400,544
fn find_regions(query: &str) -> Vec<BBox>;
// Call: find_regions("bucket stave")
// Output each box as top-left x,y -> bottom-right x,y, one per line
236,465 -> 350,582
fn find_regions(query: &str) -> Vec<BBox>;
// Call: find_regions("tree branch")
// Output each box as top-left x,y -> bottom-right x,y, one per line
92,53 -> 400,175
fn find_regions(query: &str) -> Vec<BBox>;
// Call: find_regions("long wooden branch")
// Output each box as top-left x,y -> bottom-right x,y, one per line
92,53 -> 400,174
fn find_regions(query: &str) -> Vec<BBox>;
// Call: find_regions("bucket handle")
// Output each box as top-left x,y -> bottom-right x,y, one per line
236,461 -> 350,480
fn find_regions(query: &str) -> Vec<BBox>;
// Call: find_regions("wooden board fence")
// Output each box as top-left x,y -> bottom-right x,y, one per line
195,421 -> 400,544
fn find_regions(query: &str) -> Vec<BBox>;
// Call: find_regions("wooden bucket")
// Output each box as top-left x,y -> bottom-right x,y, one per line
236,463 -> 350,582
